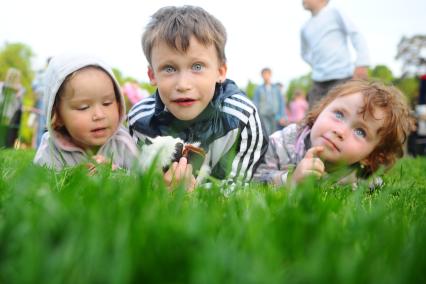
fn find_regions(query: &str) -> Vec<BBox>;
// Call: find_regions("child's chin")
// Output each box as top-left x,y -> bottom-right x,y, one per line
173,112 -> 199,121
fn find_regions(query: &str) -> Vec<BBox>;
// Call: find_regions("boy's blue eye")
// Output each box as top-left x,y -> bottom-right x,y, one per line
103,101 -> 113,106
164,66 -> 175,73
354,128 -> 366,138
192,63 -> 203,71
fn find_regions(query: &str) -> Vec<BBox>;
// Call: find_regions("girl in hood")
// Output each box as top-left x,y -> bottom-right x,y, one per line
33,53 -> 138,170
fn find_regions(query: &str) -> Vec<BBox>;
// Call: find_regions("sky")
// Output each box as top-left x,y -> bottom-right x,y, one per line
1,0 -> 425,89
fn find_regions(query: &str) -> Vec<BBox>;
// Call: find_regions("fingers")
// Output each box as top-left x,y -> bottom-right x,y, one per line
303,169 -> 323,178
176,157 -> 188,178
164,161 -> 179,186
91,155 -> 118,171
304,146 -> 324,159
92,155 -> 107,164
164,157 -> 196,191
291,149 -> 326,184
86,162 -> 97,176
310,157 -> 325,174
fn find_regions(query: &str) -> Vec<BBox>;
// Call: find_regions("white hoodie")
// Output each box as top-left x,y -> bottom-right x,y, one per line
33,53 -> 138,170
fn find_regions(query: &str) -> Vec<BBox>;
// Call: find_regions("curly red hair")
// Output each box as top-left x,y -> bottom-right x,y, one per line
303,80 -> 415,175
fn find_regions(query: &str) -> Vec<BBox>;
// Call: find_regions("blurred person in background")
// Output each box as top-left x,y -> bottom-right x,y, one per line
31,57 -> 51,148
301,0 -> 370,108
253,68 -> 286,135
287,89 -> 309,124
0,68 -> 25,148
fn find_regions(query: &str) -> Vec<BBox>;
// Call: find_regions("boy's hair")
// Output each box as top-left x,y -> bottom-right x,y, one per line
261,67 -> 271,74
51,66 -> 122,134
303,80 -> 415,174
142,5 -> 227,65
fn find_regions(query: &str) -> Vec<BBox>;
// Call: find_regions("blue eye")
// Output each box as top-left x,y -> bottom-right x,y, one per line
192,63 -> 203,71
354,128 -> 366,138
334,111 -> 344,120
164,66 -> 175,73
103,101 -> 113,106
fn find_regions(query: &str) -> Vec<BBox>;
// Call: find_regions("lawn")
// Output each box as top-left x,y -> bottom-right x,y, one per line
0,149 -> 425,283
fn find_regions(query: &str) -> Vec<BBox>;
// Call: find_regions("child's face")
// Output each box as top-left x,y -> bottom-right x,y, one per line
310,92 -> 384,166
261,70 -> 272,84
148,36 -> 227,121
57,68 -> 120,152
302,0 -> 326,12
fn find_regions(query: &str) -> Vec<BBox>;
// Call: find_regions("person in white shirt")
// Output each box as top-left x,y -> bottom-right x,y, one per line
301,0 -> 370,108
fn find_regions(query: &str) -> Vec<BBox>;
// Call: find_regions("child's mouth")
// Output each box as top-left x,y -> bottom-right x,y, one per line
173,98 -> 196,106
322,136 -> 340,152
91,127 -> 108,137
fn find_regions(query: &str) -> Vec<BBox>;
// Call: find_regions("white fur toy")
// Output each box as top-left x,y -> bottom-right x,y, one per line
139,136 -> 205,172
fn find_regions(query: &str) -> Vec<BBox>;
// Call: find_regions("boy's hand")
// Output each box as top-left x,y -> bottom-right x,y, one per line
291,146 -> 325,184
163,157 -> 196,192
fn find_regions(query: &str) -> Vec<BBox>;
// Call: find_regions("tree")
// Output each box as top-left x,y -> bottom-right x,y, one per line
396,35 -> 426,76
369,65 -> 394,83
394,77 -> 419,106
244,80 -> 256,99
0,42 -> 35,92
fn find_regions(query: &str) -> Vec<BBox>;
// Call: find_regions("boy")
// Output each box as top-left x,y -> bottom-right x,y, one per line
128,5 -> 268,185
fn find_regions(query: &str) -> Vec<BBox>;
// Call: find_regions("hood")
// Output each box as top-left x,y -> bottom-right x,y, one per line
43,53 -> 126,135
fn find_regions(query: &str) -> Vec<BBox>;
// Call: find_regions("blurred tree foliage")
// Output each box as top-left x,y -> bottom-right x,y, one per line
396,35 -> 426,76
394,34 -> 426,104
369,65 -> 394,83
394,77 -> 419,106
244,80 -> 256,99
0,42 -> 35,95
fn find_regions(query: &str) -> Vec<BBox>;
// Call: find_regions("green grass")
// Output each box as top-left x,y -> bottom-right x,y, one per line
0,149 -> 425,283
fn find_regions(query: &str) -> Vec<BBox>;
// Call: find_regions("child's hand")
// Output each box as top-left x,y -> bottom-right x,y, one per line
291,146 -> 325,184
86,155 -> 118,175
163,157 -> 196,192
279,117 -> 288,126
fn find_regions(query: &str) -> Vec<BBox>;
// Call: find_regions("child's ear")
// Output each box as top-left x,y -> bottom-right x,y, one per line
147,66 -> 157,86
218,63 -> 227,82
51,113 -> 63,130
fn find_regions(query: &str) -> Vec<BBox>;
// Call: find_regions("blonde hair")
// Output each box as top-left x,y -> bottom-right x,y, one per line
303,80 -> 415,175
142,5 -> 227,65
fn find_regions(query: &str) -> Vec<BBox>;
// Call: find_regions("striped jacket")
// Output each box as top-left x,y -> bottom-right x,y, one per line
127,79 -> 268,183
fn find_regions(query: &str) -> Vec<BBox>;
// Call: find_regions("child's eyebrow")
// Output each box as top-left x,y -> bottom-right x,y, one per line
358,120 -> 372,135
357,114 -> 382,139
67,93 -> 115,103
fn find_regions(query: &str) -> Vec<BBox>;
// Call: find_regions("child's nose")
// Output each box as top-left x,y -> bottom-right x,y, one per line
92,106 -> 106,121
333,125 -> 346,140
175,72 -> 191,92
